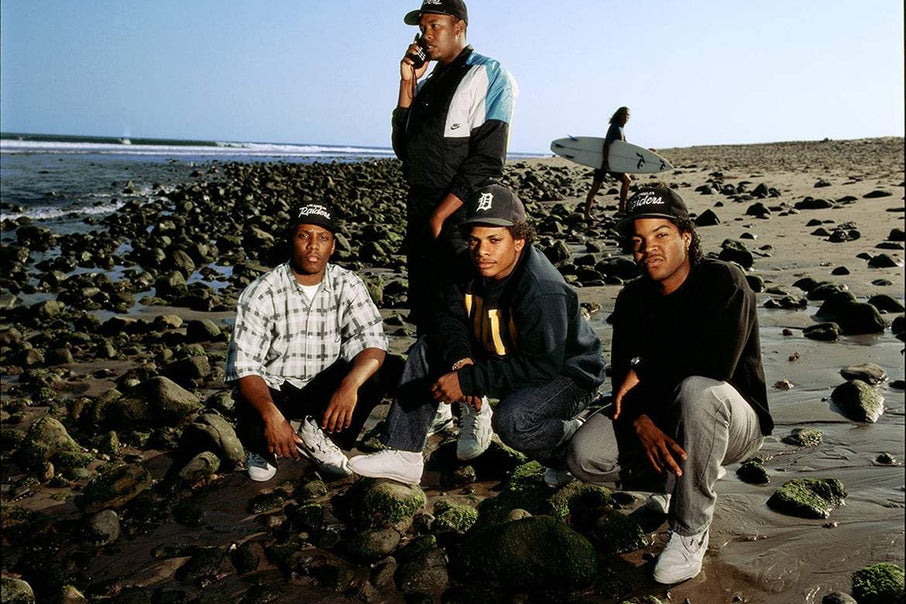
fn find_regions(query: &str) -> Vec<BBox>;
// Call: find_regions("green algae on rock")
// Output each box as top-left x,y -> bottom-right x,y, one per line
851,562 -> 905,604
457,515 -> 597,591
767,478 -> 846,519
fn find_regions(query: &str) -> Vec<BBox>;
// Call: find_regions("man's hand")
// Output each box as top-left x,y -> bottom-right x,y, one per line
400,43 -> 429,82
462,395 -> 483,411
432,371 -> 465,405
428,212 -> 445,239
263,411 -> 302,460
632,414 -> 687,477
612,368 -> 639,419
322,381 -> 358,434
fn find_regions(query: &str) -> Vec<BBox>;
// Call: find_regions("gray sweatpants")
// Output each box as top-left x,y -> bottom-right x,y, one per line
567,376 -> 764,536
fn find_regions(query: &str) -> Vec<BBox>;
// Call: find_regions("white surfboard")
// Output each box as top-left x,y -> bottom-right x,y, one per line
550,136 -> 673,173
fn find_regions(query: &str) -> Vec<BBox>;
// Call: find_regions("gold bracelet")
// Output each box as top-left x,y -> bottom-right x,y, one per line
451,358 -> 470,371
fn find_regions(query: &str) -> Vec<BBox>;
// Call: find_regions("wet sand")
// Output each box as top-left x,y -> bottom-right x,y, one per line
1,137 -> 903,603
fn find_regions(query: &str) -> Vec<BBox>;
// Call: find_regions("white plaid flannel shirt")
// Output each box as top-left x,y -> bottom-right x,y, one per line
225,262 -> 387,390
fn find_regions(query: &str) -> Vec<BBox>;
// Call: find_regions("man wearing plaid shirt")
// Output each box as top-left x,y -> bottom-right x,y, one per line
226,202 -> 388,482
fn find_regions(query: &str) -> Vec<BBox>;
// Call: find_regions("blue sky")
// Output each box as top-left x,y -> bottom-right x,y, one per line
1,1 -> 903,153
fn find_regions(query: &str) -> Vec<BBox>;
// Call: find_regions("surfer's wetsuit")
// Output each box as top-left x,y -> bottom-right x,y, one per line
391,45 -> 518,334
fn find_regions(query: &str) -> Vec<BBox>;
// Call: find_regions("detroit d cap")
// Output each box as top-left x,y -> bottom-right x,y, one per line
622,185 -> 690,225
404,0 -> 468,25
460,184 -> 526,228
291,202 -> 337,233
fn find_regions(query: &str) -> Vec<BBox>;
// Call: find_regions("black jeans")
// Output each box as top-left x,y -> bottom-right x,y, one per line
235,360 -> 386,456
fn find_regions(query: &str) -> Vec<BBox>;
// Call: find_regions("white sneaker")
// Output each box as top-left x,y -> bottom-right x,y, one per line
428,403 -> 454,435
348,449 -> 424,485
247,452 -> 277,482
652,529 -> 709,584
297,416 -> 352,477
646,492 -> 672,514
544,467 -> 574,488
457,398 -> 493,461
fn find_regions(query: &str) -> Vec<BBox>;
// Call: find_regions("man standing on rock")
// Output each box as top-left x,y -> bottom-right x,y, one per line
393,0 -> 519,459
567,185 -> 773,584
349,185 -> 605,488
226,202 -> 388,482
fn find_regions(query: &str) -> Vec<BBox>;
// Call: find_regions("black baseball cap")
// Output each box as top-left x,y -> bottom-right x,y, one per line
460,184 -> 526,228
621,185 -> 690,225
404,0 -> 468,25
291,202 -> 337,233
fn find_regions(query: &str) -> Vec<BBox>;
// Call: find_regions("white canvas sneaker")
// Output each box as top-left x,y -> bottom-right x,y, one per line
652,529 -> 709,584
543,467 -> 574,488
247,452 -> 277,482
457,398 -> 493,461
428,403 -> 455,435
348,449 -> 424,485
296,416 -> 352,477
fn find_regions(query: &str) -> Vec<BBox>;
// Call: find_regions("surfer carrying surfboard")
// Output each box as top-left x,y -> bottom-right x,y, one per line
584,106 -> 632,222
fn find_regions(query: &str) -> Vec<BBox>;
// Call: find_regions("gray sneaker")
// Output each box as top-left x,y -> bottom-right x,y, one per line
348,449 -> 424,485
247,452 -> 277,482
457,398 -> 493,461
297,416 -> 352,477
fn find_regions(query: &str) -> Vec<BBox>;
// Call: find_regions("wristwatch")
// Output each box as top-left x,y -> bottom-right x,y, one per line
630,356 -> 643,372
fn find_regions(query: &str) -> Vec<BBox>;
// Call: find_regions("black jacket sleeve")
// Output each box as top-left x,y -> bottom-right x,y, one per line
447,119 -> 509,203
391,106 -> 409,163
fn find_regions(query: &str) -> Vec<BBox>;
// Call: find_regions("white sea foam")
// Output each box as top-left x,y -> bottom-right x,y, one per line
1,200 -> 127,222
0,139 -> 395,158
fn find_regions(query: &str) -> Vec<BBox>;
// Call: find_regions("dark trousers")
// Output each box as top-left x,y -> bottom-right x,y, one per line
406,192 -> 473,336
235,360 -> 386,456
382,337 -> 596,466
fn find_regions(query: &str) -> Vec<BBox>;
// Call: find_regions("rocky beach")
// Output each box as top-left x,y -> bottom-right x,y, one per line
1,137 -> 904,603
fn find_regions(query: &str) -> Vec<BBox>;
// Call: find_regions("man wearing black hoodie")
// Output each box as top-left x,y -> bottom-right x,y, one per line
349,184 -> 605,488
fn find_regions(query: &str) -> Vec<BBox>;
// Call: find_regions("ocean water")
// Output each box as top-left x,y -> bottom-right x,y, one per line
0,133 -> 407,240
1,133 -> 547,241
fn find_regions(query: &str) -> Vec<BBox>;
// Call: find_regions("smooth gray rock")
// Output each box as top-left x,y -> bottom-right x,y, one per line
832,380 -> 884,422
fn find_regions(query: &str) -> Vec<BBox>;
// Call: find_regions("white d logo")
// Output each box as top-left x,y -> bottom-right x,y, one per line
477,192 -> 494,212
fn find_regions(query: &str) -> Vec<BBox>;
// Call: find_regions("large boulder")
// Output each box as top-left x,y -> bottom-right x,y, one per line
177,413 -> 244,468
816,293 -> 885,335
457,516 -> 597,591
767,478 -> 847,519
106,376 -> 201,430
19,416 -> 82,469
831,380 -> 884,422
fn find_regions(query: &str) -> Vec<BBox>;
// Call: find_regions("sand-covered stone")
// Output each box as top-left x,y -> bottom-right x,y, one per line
457,516 -> 597,591
851,562 -> 904,604
831,380 -> 884,422
767,478 -> 847,519
839,362 -> 887,385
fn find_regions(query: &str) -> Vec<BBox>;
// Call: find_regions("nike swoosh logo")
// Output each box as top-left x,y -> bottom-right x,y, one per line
451,124 -> 461,130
